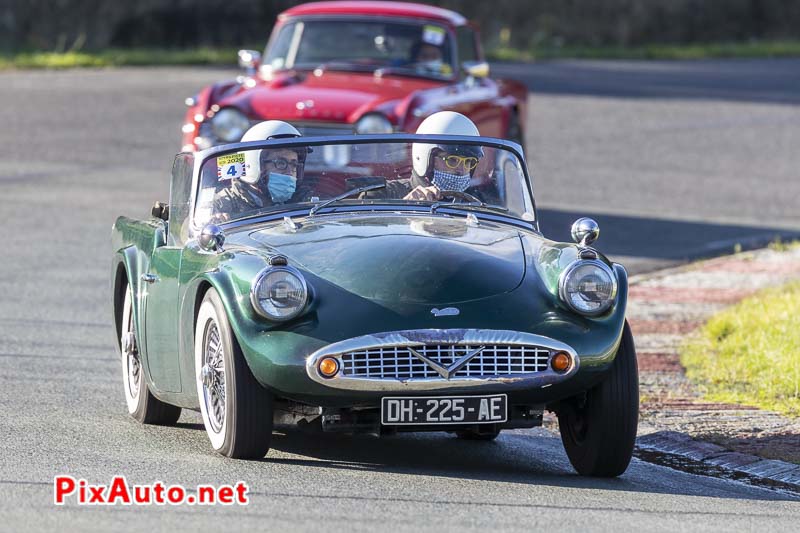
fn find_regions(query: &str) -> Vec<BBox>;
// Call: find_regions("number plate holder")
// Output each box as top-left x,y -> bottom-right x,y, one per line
380,394 -> 507,426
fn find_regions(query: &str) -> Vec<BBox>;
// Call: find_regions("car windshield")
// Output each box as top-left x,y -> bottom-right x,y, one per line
264,19 -> 455,78
195,138 -> 534,226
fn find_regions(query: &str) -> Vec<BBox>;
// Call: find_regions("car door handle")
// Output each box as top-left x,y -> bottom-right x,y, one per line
141,273 -> 159,284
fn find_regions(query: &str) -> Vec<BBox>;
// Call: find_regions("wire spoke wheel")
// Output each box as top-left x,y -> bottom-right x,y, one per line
119,281 -> 181,425
195,288 -> 274,458
121,288 -> 141,408
202,322 -> 226,433
123,306 -> 141,399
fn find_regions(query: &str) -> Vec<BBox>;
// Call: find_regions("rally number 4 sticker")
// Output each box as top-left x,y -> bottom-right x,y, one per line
217,153 -> 246,181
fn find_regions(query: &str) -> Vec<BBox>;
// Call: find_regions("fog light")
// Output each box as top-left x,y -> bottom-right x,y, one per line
318,357 -> 339,378
551,352 -> 572,373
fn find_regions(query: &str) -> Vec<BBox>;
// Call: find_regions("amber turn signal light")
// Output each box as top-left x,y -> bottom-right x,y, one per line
551,352 -> 572,373
318,357 -> 339,378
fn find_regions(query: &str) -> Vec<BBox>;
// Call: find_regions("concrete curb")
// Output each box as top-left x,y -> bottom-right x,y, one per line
636,431 -> 800,493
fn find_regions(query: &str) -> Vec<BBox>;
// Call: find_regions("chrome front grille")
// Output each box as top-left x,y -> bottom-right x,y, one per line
340,344 -> 551,380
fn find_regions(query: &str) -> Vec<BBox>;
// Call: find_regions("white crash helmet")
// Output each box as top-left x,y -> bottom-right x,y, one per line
241,120 -> 302,184
412,111 -> 483,177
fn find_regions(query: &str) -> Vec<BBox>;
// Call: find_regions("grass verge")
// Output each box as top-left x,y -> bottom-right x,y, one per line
681,281 -> 800,417
0,47 -> 243,70
488,40 -> 800,61
2,39 -> 800,70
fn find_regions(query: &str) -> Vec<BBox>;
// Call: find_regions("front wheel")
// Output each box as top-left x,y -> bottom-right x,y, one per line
195,288 -> 274,458
557,321 -> 639,477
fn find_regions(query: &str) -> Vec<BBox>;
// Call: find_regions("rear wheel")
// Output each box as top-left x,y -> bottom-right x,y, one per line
195,288 -> 274,458
120,283 -> 181,425
557,321 -> 639,477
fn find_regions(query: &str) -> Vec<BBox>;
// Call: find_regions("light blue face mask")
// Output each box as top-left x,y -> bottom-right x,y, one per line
268,172 -> 297,203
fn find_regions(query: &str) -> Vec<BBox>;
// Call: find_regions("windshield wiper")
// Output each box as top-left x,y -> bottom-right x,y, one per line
309,183 -> 386,216
374,65 -> 450,80
311,61 -> 379,73
430,190 -> 508,215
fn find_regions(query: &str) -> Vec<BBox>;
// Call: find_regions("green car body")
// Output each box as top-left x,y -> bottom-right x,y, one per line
113,212 -> 628,404
111,134 -> 636,473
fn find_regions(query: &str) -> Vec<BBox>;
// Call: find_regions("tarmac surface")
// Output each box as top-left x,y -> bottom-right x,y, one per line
1,60 -> 799,530
494,59 -> 800,272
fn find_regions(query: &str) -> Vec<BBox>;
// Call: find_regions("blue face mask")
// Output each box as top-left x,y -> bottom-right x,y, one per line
267,172 -> 297,203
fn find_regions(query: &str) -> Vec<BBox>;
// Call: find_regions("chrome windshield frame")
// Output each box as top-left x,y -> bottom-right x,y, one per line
190,134 -> 535,234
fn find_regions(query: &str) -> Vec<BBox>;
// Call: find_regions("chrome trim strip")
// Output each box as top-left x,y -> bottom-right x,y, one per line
305,329 -> 579,391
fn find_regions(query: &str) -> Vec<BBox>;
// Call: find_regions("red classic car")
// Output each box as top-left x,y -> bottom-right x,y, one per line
181,1 -> 527,151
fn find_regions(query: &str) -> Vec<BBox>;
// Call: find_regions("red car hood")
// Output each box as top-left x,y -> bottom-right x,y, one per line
221,70 -> 443,124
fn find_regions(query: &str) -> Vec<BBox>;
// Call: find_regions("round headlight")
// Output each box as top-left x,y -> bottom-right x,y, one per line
558,260 -> 617,316
211,108 -> 251,142
250,266 -> 309,321
354,114 -> 393,134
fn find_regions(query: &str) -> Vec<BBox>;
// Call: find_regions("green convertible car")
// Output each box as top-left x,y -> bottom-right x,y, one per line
111,133 -> 638,476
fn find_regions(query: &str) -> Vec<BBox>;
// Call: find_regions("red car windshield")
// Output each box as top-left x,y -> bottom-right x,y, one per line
264,19 -> 455,78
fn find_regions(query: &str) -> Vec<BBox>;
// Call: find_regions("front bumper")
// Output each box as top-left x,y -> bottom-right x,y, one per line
305,329 -> 579,392
237,319 -> 623,407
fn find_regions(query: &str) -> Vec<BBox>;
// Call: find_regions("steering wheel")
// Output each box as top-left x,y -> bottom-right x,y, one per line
438,190 -> 481,204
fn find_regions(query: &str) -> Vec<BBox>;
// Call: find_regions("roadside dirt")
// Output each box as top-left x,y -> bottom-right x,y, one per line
629,247 -> 800,465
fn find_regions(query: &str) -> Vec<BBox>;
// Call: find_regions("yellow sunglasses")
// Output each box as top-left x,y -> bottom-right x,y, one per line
437,154 -> 479,170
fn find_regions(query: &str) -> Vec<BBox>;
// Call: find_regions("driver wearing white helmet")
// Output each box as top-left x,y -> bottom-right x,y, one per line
380,111 -> 484,201
212,120 -> 307,221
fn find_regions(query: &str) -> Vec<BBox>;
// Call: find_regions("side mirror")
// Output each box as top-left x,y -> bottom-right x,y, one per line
462,61 -> 489,79
238,49 -> 261,76
571,217 -> 600,247
199,224 -> 225,252
151,201 -> 169,221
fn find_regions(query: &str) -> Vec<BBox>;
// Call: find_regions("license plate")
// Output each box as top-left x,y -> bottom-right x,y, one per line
381,394 -> 507,426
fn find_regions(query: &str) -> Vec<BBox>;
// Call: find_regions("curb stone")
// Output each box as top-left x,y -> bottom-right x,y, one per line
636,431 -> 800,493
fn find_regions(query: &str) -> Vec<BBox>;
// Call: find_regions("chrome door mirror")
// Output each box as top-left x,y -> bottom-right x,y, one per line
199,224 -> 225,252
571,217 -> 600,247
462,61 -> 489,79
238,49 -> 262,76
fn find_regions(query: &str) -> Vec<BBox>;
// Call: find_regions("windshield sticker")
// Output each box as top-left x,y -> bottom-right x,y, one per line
217,153 -> 246,181
422,25 -> 446,46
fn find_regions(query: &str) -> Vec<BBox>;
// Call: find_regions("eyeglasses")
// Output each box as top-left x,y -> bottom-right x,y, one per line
437,155 -> 479,170
262,158 -> 300,171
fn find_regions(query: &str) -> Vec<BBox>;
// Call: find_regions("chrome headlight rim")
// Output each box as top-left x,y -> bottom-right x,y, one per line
557,259 -> 618,317
210,107 -> 251,142
250,265 -> 309,322
354,113 -> 394,134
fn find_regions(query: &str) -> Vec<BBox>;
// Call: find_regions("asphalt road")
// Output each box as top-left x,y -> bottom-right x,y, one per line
493,59 -> 800,272
1,61 -> 799,530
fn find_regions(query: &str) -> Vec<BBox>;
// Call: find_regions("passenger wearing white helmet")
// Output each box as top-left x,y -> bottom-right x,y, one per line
212,120 -> 306,221
381,111 -> 484,201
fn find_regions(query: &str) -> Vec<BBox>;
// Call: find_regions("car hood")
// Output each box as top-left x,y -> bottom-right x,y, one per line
240,214 -> 526,305
223,71 -> 442,123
